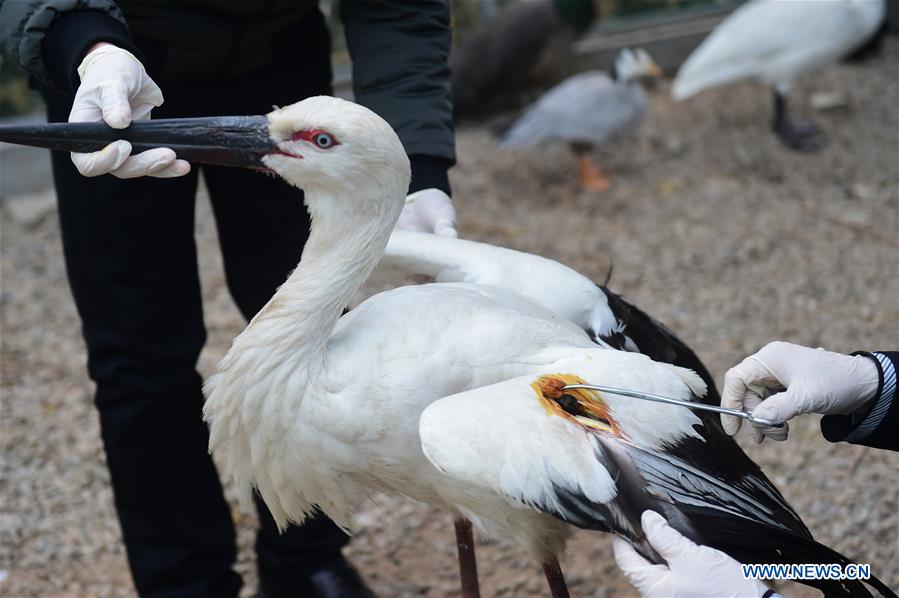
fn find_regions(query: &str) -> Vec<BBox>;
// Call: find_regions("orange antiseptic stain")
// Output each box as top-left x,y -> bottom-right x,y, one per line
531,374 -> 623,437
540,377 -> 567,400
532,374 -> 590,414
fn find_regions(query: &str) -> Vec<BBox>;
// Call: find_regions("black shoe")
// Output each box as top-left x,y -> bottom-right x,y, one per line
258,557 -> 376,598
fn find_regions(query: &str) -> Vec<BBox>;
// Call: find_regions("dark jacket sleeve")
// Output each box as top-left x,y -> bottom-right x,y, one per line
0,0 -> 141,93
821,351 -> 898,452
340,0 -> 455,195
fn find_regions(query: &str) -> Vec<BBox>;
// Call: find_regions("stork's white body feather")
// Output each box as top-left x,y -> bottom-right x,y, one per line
672,0 -> 885,98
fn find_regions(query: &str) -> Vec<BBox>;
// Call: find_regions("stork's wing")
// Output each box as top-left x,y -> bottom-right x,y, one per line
371,231 -> 606,325
421,359 -> 891,598
374,232 -> 718,400
595,285 -> 719,405
607,411 -> 895,598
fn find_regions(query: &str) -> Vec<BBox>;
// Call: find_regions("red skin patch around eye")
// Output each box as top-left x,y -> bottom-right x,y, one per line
290,129 -> 339,146
274,130 -> 338,160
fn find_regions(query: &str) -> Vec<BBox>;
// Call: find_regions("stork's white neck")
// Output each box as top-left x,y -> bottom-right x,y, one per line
202,178 -> 405,528
247,187 -> 402,371
202,97 -> 412,528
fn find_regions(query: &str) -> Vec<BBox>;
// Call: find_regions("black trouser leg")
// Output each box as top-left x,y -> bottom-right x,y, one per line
42,6 -> 347,596
43,89 -> 242,598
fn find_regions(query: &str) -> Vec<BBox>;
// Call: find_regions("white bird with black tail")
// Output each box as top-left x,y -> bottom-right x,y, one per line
0,98 -> 891,598
501,48 -> 662,192
672,0 -> 886,152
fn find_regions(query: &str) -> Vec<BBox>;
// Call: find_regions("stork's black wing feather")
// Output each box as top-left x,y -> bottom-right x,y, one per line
594,285 -> 720,405
544,407 -> 895,597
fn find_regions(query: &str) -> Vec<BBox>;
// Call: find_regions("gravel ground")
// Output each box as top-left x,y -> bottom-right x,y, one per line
1,40 -> 897,598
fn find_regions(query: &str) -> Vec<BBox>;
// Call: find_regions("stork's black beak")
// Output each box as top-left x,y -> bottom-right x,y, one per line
0,116 -> 277,170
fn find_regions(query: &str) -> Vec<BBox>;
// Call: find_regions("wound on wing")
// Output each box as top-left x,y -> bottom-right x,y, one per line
532,374 -> 623,436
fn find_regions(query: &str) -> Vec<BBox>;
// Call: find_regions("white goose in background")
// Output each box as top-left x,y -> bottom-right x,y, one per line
2,97 -> 889,598
500,48 -> 662,192
371,230 -> 720,399
672,0 -> 886,152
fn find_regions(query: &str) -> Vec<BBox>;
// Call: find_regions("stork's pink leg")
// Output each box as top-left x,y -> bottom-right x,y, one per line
454,518 -> 481,598
543,557 -> 570,598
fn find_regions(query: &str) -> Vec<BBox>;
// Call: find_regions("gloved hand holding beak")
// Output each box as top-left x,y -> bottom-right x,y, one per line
69,43 -> 190,179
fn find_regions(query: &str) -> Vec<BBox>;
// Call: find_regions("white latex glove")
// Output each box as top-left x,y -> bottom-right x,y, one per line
395,188 -> 457,236
69,43 -> 190,179
613,511 -> 770,598
721,341 -> 879,443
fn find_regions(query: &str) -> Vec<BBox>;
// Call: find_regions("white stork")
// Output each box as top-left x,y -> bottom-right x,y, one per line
197,97 -> 886,598
672,0 -> 886,152
0,96 -> 889,598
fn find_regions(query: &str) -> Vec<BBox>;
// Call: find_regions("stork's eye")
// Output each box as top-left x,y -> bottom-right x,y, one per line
289,130 -> 339,149
314,133 -> 334,148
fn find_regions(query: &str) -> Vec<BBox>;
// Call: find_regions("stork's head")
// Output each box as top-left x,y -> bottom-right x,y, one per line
614,48 -> 662,83
263,96 -> 410,198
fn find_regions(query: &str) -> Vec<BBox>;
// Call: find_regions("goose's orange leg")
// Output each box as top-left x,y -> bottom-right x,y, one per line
574,151 -> 610,192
